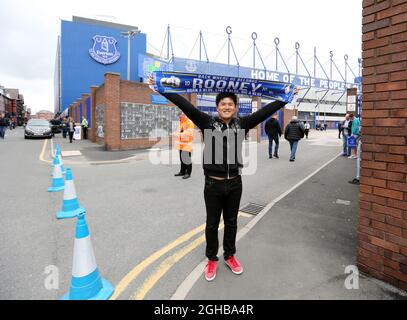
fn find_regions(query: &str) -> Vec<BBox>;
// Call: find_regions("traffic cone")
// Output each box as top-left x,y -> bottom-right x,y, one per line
51,153 -> 66,176
56,168 -> 85,219
48,162 -> 64,192
57,149 -> 66,174
61,212 -> 114,300
51,145 -> 60,167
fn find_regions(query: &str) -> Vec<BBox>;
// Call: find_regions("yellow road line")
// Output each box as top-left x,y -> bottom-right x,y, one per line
110,222 -> 207,300
39,139 -> 48,162
113,213 -> 250,300
130,222 -> 225,300
131,235 -> 206,300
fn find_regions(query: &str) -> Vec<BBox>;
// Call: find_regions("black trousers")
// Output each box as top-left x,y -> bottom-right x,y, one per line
179,150 -> 192,175
69,131 -> 74,143
204,176 -> 242,261
267,134 -> 279,157
83,127 -> 87,139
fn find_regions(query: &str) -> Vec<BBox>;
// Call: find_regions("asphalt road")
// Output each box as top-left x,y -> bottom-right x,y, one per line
0,127 -> 349,299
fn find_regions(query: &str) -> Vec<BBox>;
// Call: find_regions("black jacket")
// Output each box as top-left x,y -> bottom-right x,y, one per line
341,119 -> 353,136
162,93 -> 286,178
265,118 -> 282,137
284,119 -> 304,141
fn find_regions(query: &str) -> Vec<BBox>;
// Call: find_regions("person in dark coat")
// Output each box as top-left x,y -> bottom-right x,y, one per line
0,113 -> 8,139
304,121 -> 310,139
264,115 -> 282,159
62,117 -> 68,139
284,116 -> 305,162
68,117 -> 75,143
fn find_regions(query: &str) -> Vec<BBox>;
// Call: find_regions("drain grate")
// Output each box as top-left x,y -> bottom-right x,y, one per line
239,202 -> 266,215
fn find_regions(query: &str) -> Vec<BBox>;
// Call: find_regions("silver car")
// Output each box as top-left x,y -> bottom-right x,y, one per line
24,119 -> 53,139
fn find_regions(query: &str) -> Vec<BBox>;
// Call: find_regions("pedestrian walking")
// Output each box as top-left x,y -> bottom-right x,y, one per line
62,118 -> 68,139
337,121 -> 342,139
174,112 -> 194,179
264,115 -> 282,158
0,113 -> 8,139
149,75 -> 298,281
284,116 -> 305,162
81,116 -> 88,140
68,117 -> 75,143
341,114 -> 352,156
348,114 -> 360,159
304,121 -> 310,139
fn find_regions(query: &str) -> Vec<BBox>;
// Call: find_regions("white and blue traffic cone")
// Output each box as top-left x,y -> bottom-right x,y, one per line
56,168 -> 85,219
61,213 -> 114,300
51,156 -> 58,173
48,162 -> 64,192
52,145 -> 60,167
51,153 -> 66,176
57,148 -> 66,175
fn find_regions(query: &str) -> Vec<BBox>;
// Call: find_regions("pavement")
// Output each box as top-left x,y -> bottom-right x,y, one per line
1,128 -> 406,300
177,155 -> 407,300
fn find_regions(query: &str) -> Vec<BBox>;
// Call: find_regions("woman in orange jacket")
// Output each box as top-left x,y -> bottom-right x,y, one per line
174,112 -> 194,179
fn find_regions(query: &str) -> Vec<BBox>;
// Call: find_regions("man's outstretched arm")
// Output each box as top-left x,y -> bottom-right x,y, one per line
161,93 -> 211,130
240,100 -> 286,130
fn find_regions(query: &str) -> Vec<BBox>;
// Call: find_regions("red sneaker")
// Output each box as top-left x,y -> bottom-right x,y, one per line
225,256 -> 243,274
204,260 -> 218,281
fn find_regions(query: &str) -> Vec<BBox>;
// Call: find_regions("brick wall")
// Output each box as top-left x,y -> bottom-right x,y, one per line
359,0 -> 407,291
91,73 -> 197,151
76,99 -> 82,124
89,86 -> 98,142
72,101 -> 78,124
81,94 -> 89,123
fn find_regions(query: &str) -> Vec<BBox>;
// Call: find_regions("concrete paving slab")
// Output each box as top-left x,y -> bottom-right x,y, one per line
182,157 -> 407,300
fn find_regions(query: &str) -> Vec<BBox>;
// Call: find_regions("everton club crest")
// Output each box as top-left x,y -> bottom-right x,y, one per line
89,35 -> 120,65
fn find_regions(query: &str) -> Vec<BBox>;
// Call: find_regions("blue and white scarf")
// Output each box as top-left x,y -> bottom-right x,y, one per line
151,71 -> 296,103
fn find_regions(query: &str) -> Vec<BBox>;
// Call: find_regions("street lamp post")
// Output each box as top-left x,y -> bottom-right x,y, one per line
121,29 -> 140,81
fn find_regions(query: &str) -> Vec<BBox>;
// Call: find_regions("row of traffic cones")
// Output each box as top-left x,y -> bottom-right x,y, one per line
48,144 -> 114,300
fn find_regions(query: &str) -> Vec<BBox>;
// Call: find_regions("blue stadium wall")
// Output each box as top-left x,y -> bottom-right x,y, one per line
59,19 -> 146,113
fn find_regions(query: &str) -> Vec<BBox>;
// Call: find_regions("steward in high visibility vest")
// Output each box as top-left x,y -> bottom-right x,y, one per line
175,113 -> 194,152
174,113 -> 194,179
81,117 -> 88,140
81,117 -> 88,128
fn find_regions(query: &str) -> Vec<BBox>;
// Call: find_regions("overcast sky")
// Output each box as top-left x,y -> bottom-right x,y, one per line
0,0 -> 362,113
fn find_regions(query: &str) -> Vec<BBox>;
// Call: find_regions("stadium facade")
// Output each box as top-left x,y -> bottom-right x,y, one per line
55,17 -> 358,130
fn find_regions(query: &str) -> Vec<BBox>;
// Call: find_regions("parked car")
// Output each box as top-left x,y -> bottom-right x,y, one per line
24,119 -> 53,139
50,119 -> 63,134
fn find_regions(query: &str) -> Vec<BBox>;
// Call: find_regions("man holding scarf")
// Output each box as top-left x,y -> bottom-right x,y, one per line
149,75 -> 297,281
